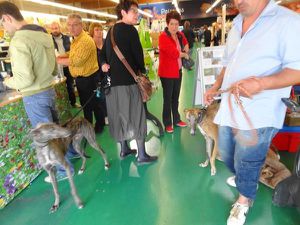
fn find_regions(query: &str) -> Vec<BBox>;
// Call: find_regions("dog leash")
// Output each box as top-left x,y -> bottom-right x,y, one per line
212,83 -> 258,146
61,87 -> 101,127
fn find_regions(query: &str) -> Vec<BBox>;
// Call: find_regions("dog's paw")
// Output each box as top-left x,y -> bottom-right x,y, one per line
104,163 -> 110,170
49,204 -> 59,213
77,203 -> 84,209
199,161 -> 209,168
211,168 -> 216,176
78,169 -> 84,175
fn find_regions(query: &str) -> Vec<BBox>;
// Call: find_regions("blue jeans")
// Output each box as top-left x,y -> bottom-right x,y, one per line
218,126 -> 278,200
23,89 -> 75,176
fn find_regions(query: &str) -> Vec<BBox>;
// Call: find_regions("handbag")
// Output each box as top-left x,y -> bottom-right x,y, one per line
182,57 -> 194,70
178,32 -> 194,70
110,26 -> 152,102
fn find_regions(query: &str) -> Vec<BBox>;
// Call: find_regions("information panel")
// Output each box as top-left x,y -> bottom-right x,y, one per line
193,46 -> 225,106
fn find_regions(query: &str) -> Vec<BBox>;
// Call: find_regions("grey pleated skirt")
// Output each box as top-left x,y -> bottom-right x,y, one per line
105,84 -> 147,141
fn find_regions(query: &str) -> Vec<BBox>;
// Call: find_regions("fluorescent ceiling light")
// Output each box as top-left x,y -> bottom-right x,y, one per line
138,9 -> 153,18
82,18 -> 106,23
206,0 -> 223,14
21,10 -> 106,23
172,0 -> 181,14
25,0 -> 117,19
275,0 -> 282,4
21,10 -> 67,20
110,0 -> 120,3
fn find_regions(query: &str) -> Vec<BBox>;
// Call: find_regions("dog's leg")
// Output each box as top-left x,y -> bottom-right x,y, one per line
85,132 -> 110,170
72,136 -> 87,175
197,125 -> 210,168
63,162 -> 84,209
199,136 -> 212,169
47,167 -> 60,213
210,139 -> 218,176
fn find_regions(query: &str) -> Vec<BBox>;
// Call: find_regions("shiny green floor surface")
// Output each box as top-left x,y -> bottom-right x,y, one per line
1,52 -> 299,225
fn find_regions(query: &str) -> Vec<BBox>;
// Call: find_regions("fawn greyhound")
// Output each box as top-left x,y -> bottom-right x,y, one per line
30,117 -> 110,213
184,103 -> 220,176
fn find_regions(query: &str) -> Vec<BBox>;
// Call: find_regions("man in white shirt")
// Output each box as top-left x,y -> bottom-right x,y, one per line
204,1 -> 300,225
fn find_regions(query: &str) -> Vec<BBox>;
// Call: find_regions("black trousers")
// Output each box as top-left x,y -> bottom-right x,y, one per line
75,71 -> 105,128
63,67 -> 76,106
160,70 -> 182,127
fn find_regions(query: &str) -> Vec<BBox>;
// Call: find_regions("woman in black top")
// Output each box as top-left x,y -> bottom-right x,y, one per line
89,22 -> 107,123
100,0 -> 157,164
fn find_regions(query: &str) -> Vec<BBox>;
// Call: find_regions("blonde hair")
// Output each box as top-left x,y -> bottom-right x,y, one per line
88,22 -> 103,37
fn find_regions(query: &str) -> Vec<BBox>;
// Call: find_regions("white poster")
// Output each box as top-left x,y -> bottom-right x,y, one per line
193,46 -> 225,106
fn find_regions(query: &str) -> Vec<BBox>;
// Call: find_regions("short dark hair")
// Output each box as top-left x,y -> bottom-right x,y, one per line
0,1 -> 24,21
166,11 -> 181,24
115,0 -> 138,20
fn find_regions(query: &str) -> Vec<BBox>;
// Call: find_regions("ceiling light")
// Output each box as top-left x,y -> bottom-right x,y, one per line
110,0 -> 120,3
172,0 -> 181,14
138,9 -> 153,18
25,0 -> 117,19
21,10 -> 67,20
20,10 -> 106,23
82,18 -> 106,23
275,1 -> 282,4
206,0 -> 223,14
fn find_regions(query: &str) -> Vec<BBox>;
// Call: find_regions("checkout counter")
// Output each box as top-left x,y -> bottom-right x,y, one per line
0,47 -> 73,209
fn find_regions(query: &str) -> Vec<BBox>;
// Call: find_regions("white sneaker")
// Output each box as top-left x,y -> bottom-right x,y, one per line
227,202 -> 249,225
227,176 -> 237,187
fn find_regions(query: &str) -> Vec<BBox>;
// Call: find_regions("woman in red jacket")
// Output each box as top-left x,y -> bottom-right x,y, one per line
158,11 -> 189,133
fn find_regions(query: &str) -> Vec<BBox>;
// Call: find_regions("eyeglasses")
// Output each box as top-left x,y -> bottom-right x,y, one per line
128,8 -> 139,14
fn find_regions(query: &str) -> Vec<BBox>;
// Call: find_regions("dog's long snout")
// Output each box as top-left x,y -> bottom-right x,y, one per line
190,129 -> 196,136
187,116 -> 197,136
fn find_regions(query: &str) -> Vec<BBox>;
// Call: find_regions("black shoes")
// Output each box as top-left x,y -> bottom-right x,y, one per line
120,149 -> 137,159
137,155 -> 158,164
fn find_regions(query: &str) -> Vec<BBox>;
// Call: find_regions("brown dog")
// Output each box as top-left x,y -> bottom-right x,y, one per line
30,117 -> 110,213
184,103 -> 220,176
184,104 -> 291,185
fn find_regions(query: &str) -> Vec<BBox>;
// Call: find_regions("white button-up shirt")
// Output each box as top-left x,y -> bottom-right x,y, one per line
214,0 -> 300,130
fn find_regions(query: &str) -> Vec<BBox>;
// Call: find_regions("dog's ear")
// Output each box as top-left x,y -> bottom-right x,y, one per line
28,127 -> 40,138
197,111 -> 204,123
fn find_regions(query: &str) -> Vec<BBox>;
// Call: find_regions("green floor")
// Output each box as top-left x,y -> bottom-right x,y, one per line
1,50 -> 299,225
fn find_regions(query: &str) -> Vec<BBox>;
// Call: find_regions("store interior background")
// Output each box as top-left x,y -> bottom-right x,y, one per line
0,0 -> 300,225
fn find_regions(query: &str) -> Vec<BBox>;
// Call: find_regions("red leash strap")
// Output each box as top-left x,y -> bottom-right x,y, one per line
214,85 -> 258,146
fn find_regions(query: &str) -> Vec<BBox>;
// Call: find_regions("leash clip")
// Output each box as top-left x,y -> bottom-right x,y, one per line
95,86 -> 101,98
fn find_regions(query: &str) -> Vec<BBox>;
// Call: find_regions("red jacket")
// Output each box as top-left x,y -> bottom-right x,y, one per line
158,30 -> 188,78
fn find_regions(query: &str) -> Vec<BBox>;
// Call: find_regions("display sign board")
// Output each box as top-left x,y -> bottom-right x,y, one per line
139,0 -> 238,20
193,46 -> 225,106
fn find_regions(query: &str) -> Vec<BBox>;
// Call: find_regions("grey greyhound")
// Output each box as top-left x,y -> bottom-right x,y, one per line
30,117 -> 110,213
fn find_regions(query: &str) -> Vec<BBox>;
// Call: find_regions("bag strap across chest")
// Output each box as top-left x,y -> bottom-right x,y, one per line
110,25 -> 139,82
